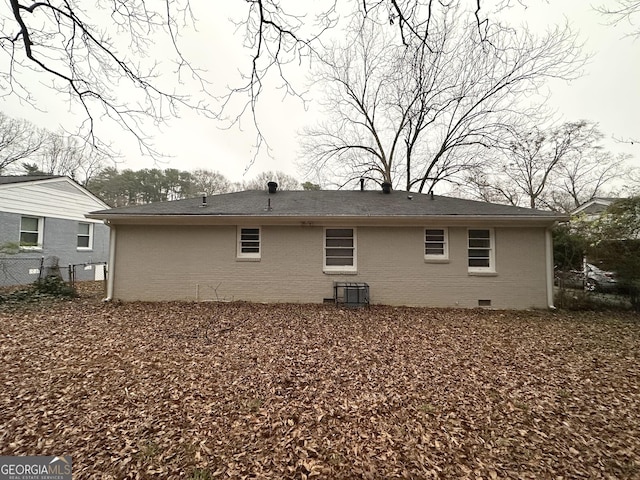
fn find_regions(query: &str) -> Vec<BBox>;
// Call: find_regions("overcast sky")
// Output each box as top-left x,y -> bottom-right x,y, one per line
1,1 -> 638,187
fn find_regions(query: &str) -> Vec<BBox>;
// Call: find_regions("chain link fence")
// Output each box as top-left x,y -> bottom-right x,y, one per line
0,256 -> 107,289
68,262 -> 107,289
0,256 -> 45,287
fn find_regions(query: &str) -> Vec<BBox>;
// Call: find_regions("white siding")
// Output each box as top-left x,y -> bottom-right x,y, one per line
0,178 -> 108,222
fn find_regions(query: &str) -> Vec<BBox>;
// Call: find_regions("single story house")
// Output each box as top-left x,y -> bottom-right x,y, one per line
87,184 -> 567,309
0,175 -> 110,286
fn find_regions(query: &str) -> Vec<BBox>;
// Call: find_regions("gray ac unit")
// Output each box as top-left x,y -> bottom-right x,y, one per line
345,286 -> 367,304
334,282 -> 370,307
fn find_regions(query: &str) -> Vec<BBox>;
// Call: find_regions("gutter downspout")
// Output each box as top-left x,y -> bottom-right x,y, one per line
105,224 -> 116,301
546,227 -> 556,309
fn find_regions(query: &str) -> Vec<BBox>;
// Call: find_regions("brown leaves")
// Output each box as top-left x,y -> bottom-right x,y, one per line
1,294 -> 640,479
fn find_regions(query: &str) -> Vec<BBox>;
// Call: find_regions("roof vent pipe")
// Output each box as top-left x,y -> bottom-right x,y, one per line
360,178 -> 365,191
200,192 -> 207,207
381,182 -> 392,194
267,181 -> 278,194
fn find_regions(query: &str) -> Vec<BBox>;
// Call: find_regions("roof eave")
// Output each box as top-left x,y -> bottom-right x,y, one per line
87,213 -> 567,227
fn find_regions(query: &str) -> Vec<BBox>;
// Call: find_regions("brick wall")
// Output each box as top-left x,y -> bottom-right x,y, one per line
112,224 -> 550,309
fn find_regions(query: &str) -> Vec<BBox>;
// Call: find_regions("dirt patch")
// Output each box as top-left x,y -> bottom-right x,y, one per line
1,299 -> 639,479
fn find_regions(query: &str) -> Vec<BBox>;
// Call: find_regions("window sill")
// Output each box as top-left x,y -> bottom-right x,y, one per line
20,247 -> 42,252
236,257 -> 261,262
468,271 -> 498,277
424,258 -> 449,264
324,270 -> 358,275
77,248 -> 93,252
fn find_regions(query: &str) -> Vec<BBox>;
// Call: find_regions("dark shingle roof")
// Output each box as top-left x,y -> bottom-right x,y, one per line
89,190 -> 563,219
0,175 -> 61,185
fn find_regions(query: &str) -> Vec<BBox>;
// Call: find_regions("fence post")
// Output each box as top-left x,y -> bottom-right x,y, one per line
103,263 -> 108,298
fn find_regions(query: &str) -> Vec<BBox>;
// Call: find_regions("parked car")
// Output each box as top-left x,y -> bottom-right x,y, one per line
555,263 -> 618,292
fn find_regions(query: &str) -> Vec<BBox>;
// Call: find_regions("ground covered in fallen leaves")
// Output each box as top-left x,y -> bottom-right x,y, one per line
1,285 -> 639,479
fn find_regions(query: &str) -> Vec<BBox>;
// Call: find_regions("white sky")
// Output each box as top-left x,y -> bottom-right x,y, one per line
1,1 -> 638,186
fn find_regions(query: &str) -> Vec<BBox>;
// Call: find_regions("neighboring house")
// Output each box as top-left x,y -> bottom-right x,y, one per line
0,176 -> 110,286
87,185 -> 567,309
571,197 -> 620,220
571,196 -> 640,245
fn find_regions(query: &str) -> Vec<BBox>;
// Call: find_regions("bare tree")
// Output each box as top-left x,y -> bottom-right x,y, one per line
0,1 -> 339,162
0,111 -> 43,172
301,21 -> 400,189
595,0 -> 640,36
190,169 -> 234,195
0,112 -> 110,182
36,133 -> 108,185
0,1 -> 209,156
462,173 -> 524,206
245,171 -> 300,190
0,1 -> 544,164
224,0 -> 492,132
39,134 -> 81,178
302,6 -> 583,192
467,121 -> 630,211
504,122 -> 598,209
224,1 -> 337,128
552,150 -> 631,211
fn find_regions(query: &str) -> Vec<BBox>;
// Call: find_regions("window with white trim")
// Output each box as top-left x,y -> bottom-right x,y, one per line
468,228 -> 494,272
237,227 -> 261,259
324,228 -> 356,272
19,216 -> 43,249
424,228 -> 448,260
77,222 -> 93,249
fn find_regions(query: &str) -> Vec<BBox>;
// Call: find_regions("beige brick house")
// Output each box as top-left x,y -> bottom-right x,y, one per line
88,185 -> 566,309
